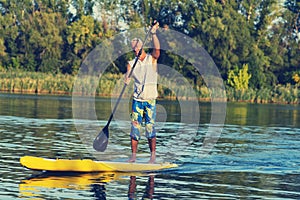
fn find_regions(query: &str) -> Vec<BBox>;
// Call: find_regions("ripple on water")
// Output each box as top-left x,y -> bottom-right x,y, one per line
1,115 -> 300,199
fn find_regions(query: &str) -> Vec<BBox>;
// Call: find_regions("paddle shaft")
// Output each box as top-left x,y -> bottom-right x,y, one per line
105,24 -> 155,128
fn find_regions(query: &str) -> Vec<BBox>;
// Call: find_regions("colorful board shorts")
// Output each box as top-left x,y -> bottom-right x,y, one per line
130,99 -> 156,141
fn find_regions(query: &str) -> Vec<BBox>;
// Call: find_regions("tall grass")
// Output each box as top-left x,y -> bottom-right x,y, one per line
0,71 -> 74,94
273,84 -> 299,104
226,85 -> 299,104
0,70 -> 299,104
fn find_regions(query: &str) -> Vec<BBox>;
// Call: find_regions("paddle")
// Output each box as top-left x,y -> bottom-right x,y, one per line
93,21 -> 157,152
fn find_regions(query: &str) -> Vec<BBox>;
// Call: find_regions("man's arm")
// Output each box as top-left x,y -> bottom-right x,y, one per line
152,33 -> 160,59
151,22 -> 160,60
124,63 -> 131,85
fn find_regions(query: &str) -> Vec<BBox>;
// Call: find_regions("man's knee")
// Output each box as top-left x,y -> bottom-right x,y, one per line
145,123 -> 156,139
131,121 -> 141,141
130,135 -> 140,141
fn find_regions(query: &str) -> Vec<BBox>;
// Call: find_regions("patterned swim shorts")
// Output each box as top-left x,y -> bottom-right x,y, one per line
130,99 -> 156,141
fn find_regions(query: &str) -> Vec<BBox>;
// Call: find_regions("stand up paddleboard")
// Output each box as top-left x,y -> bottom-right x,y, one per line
20,156 -> 178,172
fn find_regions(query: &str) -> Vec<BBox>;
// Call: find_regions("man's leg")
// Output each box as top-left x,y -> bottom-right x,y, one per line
145,100 -> 157,163
148,137 -> 156,163
128,138 -> 138,162
129,100 -> 143,162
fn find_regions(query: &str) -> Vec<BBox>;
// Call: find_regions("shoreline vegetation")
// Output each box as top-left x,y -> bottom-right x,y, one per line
1,1 -> 299,107
1,1 -> 299,106
0,70 -> 298,104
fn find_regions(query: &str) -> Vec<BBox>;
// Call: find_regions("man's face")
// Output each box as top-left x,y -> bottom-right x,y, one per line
131,39 -> 143,56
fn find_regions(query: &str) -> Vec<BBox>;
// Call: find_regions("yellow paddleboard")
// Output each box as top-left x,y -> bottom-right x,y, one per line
20,156 -> 178,172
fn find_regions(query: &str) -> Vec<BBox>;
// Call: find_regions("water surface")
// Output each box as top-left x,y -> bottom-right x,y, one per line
0,94 -> 300,199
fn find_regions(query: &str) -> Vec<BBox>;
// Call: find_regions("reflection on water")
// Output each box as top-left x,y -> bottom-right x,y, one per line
225,102 -> 300,127
19,172 -> 149,199
20,172 -> 158,199
19,171 -> 300,199
128,175 -> 155,200
1,94 -> 300,199
1,94 -> 299,127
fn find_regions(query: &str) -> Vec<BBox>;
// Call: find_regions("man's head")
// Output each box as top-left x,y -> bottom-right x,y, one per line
131,38 -> 143,56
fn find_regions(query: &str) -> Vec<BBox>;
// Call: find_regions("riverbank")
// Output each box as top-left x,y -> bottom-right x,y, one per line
0,71 -> 299,104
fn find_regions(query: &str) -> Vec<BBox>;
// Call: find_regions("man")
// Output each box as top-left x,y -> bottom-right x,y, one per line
125,22 -> 160,163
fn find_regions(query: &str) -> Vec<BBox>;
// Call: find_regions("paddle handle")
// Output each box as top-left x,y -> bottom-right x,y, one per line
105,23 -> 156,126
106,84 -> 127,125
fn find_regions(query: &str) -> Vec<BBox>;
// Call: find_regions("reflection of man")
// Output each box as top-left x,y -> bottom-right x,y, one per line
128,176 -> 137,199
90,184 -> 106,200
144,175 -> 155,199
125,22 -> 160,163
128,175 -> 155,199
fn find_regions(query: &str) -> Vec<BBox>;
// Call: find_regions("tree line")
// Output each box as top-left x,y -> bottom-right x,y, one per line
0,0 -> 299,102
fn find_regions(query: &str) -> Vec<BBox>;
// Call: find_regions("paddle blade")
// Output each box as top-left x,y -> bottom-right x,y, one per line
93,126 -> 109,152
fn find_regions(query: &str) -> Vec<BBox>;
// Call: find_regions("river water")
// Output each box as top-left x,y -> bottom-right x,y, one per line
0,93 -> 300,199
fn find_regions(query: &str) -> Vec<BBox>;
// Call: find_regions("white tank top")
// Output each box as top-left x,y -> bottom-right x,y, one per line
128,54 -> 158,100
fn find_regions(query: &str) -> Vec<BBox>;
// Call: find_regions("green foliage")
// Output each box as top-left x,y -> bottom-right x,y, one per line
0,70 -> 74,94
67,15 -> 97,58
0,70 -> 298,104
226,86 -> 256,102
227,64 -> 252,90
292,73 -> 300,85
0,0 -> 298,103
273,84 -> 299,104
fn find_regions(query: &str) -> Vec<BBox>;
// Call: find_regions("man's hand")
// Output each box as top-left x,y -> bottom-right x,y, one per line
124,76 -> 131,85
151,20 -> 159,34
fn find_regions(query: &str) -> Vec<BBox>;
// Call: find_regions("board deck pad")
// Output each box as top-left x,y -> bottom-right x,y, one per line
20,156 -> 178,172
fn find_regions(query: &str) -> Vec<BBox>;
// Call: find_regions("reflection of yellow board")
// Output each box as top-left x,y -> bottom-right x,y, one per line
20,172 -> 117,190
19,172 -> 144,198
20,156 -> 178,172
20,172 -> 139,189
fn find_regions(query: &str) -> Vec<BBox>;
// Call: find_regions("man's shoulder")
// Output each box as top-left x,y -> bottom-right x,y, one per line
146,53 -> 154,60
128,57 -> 136,65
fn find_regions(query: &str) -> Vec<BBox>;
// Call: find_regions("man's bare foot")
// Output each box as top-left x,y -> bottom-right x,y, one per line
148,152 -> 156,164
128,154 -> 136,162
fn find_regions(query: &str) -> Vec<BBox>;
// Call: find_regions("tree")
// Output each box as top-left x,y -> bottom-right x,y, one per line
278,0 -> 300,84
17,10 -> 66,72
0,1 -> 33,69
0,0 -> 297,93
66,15 -> 104,73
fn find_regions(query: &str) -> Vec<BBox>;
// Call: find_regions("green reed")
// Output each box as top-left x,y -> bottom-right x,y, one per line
0,70 -> 74,94
0,70 -> 298,104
